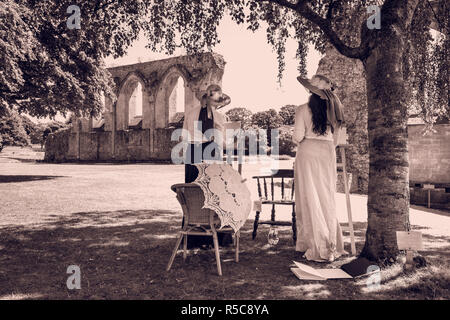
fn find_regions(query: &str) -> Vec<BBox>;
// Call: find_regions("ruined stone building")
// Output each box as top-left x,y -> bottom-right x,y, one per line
45,52 -> 227,162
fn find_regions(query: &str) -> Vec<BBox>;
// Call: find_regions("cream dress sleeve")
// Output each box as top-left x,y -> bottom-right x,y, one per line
293,104 -> 307,145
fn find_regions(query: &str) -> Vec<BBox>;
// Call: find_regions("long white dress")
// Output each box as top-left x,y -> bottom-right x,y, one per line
293,104 -> 346,262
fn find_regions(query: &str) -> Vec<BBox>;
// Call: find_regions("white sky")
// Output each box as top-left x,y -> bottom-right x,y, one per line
105,14 -> 323,113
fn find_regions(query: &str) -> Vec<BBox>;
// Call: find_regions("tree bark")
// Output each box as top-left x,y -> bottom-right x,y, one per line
360,22 -> 411,263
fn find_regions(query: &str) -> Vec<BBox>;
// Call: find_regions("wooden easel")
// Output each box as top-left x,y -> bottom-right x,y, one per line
223,121 -> 243,174
336,128 -> 356,255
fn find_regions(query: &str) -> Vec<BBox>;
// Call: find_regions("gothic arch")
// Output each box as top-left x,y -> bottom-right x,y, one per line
116,72 -> 149,130
154,65 -> 197,128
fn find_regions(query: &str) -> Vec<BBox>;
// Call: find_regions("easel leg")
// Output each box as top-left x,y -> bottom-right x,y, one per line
291,204 -> 297,245
341,147 -> 356,256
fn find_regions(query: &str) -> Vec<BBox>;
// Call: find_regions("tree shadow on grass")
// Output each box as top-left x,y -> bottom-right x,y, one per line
0,175 -> 66,183
349,232 -> 450,300
0,211 -> 448,300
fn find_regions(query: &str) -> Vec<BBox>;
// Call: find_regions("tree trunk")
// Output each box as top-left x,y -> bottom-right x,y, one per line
360,26 -> 411,262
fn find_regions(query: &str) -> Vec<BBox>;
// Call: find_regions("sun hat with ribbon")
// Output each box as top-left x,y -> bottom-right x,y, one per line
197,84 -> 231,119
297,74 -> 345,132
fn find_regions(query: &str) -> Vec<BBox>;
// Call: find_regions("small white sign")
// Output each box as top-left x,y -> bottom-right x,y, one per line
396,231 -> 423,251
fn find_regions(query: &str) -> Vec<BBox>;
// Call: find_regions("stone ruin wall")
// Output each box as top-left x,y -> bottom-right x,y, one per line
44,52 -> 226,162
316,45 -> 370,194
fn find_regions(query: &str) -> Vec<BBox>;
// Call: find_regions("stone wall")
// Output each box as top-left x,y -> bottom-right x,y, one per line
44,128 -> 71,162
107,52 -> 225,132
44,52 -> 226,163
47,127 -> 179,162
409,124 -> 450,184
316,45 -> 369,194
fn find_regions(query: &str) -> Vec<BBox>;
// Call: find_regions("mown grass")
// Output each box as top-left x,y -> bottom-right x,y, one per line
0,150 -> 448,300
0,209 -> 448,300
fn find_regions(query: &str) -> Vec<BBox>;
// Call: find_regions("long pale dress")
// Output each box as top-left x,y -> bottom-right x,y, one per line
293,103 -> 346,262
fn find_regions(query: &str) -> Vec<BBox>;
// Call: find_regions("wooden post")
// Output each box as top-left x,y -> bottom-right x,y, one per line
77,119 -> 81,160
112,102 -> 116,159
340,146 -> 356,256
423,184 -> 434,209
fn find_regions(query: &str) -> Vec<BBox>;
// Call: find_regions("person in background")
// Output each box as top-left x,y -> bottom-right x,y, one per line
181,84 -> 232,248
293,74 -> 347,262
41,127 -> 52,150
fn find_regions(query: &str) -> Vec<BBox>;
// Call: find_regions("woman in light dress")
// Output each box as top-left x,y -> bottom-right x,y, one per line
293,74 -> 347,262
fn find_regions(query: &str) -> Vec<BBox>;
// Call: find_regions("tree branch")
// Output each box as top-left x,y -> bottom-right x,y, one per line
94,0 -> 118,13
258,0 -> 371,60
326,0 -> 337,20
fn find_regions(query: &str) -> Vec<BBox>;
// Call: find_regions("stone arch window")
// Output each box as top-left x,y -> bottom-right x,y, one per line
168,76 -> 185,124
128,82 -> 143,123
117,73 -> 147,130
154,68 -> 196,128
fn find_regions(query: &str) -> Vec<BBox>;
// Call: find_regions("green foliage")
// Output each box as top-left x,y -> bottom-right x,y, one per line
19,115 -> 45,145
404,0 -> 450,125
0,0 -> 140,118
0,107 -> 31,148
278,126 -> 296,156
279,105 -> 297,125
225,107 -> 253,129
2,0 -> 447,126
251,109 -> 283,130
251,109 -> 283,147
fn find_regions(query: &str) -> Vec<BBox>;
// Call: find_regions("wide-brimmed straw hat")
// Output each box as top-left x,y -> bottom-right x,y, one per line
297,74 -> 344,132
296,74 -> 335,100
197,84 -> 231,108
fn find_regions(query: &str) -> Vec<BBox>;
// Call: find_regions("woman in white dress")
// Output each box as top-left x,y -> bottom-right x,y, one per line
293,74 -> 347,262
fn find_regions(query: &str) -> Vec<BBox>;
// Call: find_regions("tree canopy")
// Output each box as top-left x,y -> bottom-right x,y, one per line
225,107 -> 253,129
279,105 -> 297,125
2,0 -> 447,122
251,109 -> 283,130
0,0 -> 144,118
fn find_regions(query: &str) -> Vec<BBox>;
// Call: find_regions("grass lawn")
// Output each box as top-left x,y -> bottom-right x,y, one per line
0,147 -> 449,300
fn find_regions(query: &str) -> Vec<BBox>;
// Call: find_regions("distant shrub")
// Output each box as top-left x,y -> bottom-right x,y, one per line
278,126 -> 296,157
279,105 -> 297,125
20,115 -> 46,145
0,107 -> 30,148
226,107 -> 253,130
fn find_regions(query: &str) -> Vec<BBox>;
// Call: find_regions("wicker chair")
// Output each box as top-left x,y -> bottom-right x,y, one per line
166,183 -> 240,276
